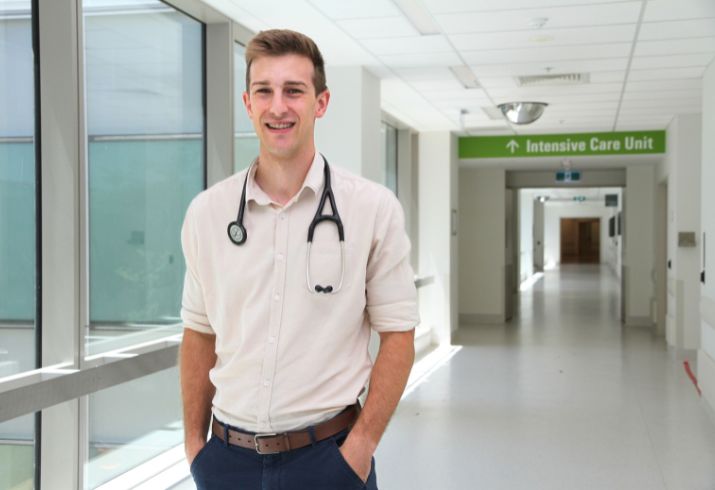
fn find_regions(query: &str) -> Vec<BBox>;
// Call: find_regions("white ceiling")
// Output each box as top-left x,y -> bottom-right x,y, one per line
205,0 -> 715,134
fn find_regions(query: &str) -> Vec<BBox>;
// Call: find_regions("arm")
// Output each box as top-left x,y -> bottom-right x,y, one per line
340,329 -> 415,481
180,327 -> 217,465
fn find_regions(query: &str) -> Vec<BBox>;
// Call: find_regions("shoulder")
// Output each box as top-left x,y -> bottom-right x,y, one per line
330,164 -> 398,210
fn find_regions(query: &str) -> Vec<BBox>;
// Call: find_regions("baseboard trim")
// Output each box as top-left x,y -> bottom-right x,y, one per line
459,313 -> 504,325
624,316 -> 654,327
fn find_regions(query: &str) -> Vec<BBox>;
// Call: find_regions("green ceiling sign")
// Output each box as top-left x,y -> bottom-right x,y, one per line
459,130 -> 665,159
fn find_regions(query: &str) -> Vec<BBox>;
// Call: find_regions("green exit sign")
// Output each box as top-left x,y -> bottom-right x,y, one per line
556,170 -> 581,182
459,131 -> 665,159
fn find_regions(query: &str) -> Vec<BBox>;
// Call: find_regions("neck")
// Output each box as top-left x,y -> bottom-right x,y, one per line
254,146 -> 316,206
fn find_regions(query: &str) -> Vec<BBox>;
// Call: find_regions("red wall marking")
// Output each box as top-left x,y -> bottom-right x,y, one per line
683,361 -> 702,397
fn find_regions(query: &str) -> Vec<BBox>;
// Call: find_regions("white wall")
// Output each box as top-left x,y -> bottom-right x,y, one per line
698,60 -> 715,415
660,115 -> 702,350
316,66 -> 382,183
458,167 -> 506,323
518,190 -> 535,284
543,202 -> 612,269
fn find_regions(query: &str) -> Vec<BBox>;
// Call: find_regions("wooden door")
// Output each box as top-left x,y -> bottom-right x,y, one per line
561,218 -> 600,264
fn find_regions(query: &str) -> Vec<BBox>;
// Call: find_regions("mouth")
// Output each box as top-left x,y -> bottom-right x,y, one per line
265,121 -> 296,130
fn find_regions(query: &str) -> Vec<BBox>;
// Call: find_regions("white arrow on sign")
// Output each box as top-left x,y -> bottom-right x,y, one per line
506,139 -> 519,154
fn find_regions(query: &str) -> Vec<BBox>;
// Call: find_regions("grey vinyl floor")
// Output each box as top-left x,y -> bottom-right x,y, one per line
174,265 -> 715,489
377,264 -> 715,490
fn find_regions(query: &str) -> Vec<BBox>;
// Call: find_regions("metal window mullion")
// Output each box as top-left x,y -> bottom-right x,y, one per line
206,21 -> 235,186
38,0 -> 83,488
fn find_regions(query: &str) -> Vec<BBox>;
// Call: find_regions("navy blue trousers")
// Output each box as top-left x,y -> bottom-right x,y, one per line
190,429 -> 378,490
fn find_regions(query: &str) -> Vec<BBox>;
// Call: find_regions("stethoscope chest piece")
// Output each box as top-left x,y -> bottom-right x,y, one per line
228,221 -> 247,245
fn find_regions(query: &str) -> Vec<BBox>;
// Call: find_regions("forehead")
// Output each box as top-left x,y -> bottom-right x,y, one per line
249,54 -> 315,86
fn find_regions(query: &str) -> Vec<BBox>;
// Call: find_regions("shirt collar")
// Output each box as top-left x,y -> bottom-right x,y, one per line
246,152 -> 325,207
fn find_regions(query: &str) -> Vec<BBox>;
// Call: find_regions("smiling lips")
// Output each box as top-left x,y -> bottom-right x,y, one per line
266,121 -> 295,130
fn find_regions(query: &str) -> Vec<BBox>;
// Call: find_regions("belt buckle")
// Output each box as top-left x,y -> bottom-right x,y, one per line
254,433 -> 278,454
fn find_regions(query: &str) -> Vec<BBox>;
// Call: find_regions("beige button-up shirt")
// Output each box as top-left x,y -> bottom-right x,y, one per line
180,152 -> 418,433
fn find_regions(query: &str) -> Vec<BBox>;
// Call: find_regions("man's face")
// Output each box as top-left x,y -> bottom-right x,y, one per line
243,54 -> 329,160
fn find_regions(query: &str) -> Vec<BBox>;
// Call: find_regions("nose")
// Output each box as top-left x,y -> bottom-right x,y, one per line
269,92 -> 287,116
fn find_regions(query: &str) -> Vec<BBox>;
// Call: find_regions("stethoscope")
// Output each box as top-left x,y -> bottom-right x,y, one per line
227,155 -> 345,294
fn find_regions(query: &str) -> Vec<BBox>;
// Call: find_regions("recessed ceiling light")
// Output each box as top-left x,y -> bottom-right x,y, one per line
529,34 -> 555,43
449,65 -> 480,89
392,0 -> 441,35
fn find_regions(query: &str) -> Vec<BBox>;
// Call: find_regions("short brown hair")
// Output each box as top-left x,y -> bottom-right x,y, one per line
245,29 -> 327,94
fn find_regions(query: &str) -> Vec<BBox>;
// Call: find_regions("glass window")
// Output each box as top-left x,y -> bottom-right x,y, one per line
0,0 -> 37,376
0,414 -> 35,490
86,367 -> 182,488
83,0 -> 204,355
234,42 -> 258,172
383,122 -> 398,195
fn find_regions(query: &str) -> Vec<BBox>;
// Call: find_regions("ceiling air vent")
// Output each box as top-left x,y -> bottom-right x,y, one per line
516,73 -> 590,87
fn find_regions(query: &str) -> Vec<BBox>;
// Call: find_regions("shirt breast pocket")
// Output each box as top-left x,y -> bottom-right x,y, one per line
305,240 -> 348,295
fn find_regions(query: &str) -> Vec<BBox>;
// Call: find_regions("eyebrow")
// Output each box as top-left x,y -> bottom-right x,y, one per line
251,80 -> 309,88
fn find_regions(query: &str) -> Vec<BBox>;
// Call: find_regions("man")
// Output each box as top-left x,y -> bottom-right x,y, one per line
180,29 -> 418,489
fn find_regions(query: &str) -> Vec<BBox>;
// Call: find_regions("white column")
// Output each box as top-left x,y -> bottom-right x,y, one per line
458,167 -> 506,324
623,165 -> 656,326
315,66 -> 382,183
418,132 -> 457,344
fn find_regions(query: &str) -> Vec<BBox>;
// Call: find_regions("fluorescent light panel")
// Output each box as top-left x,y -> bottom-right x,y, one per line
449,64 -> 481,89
392,0 -> 441,35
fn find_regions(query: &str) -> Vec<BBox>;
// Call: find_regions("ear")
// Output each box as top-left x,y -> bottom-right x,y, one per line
242,91 -> 252,117
314,88 -> 330,119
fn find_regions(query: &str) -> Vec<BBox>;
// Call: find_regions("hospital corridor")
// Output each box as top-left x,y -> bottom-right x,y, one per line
2,0 -> 715,489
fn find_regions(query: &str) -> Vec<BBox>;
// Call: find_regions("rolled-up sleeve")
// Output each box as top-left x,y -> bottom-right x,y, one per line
365,191 -> 419,332
180,200 -> 213,334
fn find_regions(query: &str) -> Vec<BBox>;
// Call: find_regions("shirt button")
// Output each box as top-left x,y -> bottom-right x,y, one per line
276,253 -> 284,261
263,380 -> 270,387
280,214 -> 286,221
268,336 -> 275,343
274,293 -> 280,301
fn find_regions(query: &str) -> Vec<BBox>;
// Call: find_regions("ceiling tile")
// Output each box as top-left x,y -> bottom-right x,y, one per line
393,66 -> 455,81
623,89 -> 701,100
407,79 -> 465,92
627,66 -> 706,81
308,0 -> 401,19
337,17 -> 417,39
635,37 -> 715,57
487,83 -> 623,97
379,51 -> 462,67
589,71 -> 626,83
472,58 -> 629,77
435,3 -> 642,35
625,79 -> 703,92
639,19 -> 715,40
422,0 -> 637,14
630,53 -> 715,70
461,43 -> 631,65
361,35 -> 452,55
450,25 -> 636,51
643,0 -> 715,22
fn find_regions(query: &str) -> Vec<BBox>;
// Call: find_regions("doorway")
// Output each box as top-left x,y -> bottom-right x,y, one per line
560,218 -> 600,264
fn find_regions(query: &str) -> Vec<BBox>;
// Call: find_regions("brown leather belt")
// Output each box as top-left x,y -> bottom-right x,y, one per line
212,404 -> 359,455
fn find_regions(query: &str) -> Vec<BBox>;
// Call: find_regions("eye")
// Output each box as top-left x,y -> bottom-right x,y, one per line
254,87 -> 271,95
286,88 -> 303,95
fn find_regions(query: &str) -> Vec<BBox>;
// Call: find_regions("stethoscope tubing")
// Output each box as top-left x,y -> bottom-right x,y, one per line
228,155 -> 345,295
